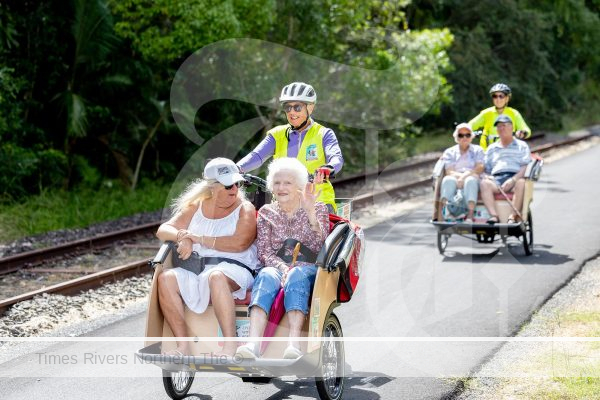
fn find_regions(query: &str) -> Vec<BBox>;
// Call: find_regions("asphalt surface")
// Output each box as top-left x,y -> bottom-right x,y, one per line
1,143 -> 599,399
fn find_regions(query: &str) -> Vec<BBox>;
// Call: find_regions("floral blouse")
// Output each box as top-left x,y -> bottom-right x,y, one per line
256,202 -> 329,271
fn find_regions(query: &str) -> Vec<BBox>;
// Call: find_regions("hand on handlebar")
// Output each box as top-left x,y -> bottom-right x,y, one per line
315,165 -> 334,182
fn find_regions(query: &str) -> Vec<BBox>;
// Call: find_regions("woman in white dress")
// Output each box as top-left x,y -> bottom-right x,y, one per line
156,158 -> 260,356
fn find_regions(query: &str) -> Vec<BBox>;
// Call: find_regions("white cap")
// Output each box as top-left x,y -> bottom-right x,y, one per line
453,123 -> 473,143
453,123 -> 473,135
203,158 -> 244,186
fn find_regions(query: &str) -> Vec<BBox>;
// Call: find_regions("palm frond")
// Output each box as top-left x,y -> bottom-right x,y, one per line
65,91 -> 88,138
72,0 -> 119,67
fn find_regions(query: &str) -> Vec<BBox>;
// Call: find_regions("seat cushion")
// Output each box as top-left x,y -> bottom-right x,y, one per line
494,192 -> 514,200
235,290 -> 252,305
476,192 -> 515,202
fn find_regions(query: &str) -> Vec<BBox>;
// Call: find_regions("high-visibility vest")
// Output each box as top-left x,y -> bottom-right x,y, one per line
268,122 -> 336,210
469,106 -> 531,150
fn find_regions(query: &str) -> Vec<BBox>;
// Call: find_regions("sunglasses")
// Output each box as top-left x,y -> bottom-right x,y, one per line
492,94 -> 506,99
283,104 -> 305,113
457,133 -> 472,138
223,181 -> 242,190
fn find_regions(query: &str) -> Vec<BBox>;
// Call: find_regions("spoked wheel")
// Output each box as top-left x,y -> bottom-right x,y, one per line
437,232 -> 449,255
315,313 -> 345,400
163,369 -> 195,400
522,211 -> 534,256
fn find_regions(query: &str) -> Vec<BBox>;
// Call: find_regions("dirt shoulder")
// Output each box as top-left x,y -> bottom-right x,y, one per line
456,255 -> 600,399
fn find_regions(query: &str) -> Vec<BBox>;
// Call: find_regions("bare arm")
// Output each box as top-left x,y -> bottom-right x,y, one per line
156,203 -> 197,242
471,162 -> 485,176
156,203 -> 198,260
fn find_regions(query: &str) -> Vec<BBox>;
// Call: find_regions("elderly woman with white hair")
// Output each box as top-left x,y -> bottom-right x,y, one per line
236,157 -> 329,360
439,123 -> 485,223
156,158 -> 260,357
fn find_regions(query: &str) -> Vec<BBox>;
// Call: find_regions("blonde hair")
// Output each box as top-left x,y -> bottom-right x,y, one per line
266,157 -> 308,191
171,178 -> 246,216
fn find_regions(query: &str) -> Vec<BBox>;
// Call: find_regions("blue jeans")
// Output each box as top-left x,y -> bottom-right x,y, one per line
441,175 -> 479,204
249,265 -> 317,316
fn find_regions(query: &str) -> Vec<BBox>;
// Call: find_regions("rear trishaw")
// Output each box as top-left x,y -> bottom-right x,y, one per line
430,154 -> 542,256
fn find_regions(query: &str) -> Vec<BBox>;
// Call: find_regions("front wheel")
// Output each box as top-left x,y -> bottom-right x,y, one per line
163,370 -> 195,400
437,232 -> 449,255
522,211 -> 533,256
315,313 -> 345,400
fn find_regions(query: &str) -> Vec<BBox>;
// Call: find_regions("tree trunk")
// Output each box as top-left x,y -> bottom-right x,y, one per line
131,114 -> 164,191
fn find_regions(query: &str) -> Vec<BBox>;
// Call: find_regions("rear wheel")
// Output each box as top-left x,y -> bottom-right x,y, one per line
522,211 -> 533,256
163,370 -> 195,400
437,232 -> 449,255
315,313 -> 345,400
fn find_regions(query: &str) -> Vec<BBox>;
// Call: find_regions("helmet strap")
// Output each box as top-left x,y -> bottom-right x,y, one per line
288,109 -> 311,133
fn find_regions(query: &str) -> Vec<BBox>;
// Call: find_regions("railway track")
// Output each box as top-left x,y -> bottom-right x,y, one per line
0,133 -> 595,316
0,222 -> 160,276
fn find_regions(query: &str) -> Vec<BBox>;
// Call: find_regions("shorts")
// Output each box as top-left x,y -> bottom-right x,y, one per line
493,171 -> 516,186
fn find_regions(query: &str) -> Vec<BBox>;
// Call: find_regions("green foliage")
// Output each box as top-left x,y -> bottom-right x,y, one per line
108,0 -> 275,64
0,67 -> 24,136
407,0 -> 600,131
1,0 -> 599,239
0,144 -> 68,202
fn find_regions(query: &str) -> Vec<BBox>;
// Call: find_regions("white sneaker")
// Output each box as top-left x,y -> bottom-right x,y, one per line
283,345 -> 303,359
235,343 -> 258,360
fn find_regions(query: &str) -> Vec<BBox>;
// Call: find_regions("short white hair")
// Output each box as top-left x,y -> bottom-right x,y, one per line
266,158 -> 308,191
452,122 -> 473,143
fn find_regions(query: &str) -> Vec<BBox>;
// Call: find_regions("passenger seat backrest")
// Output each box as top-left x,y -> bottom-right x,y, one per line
525,153 -> 544,181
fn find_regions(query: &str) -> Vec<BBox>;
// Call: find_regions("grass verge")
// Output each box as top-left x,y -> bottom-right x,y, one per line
0,180 -> 171,243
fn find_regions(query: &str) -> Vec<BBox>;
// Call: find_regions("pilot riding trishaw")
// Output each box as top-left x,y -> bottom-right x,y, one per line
135,174 -> 364,400
430,154 -> 543,255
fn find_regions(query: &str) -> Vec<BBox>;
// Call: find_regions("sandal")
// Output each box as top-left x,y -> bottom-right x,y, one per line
464,218 -> 473,224
486,215 -> 499,225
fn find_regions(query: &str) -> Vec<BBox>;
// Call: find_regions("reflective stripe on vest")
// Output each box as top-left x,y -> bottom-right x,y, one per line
268,123 -> 336,210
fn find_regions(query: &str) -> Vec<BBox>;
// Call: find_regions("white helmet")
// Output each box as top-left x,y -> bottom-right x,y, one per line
279,82 -> 317,104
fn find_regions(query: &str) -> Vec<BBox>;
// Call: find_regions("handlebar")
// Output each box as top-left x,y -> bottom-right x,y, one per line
308,165 -> 335,183
241,173 -> 268,191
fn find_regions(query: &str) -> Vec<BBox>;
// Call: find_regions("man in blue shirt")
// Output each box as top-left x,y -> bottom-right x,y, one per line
480,114 -> 531,224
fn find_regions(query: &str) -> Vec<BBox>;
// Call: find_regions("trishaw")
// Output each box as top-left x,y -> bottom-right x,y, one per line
430,154 -> 543,256
135,174 -> 364,400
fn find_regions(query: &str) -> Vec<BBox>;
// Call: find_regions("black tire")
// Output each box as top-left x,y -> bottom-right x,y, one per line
163,369 -> 195,400
437,232 -> 449,255
522,211 -> 533,256
315,313 -> 345,400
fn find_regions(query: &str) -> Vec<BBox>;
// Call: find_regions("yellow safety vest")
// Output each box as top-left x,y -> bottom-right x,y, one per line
268,122 -> 336,210
468,106 -> 531,150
